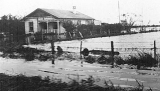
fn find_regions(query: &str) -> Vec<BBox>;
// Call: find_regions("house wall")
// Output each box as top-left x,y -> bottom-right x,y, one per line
130,27 -> 141,32
25,18 -> 38,34
25,17 -> 93,41
62,19 -> 94,25
94,20 -> 101,25
59,22 -> 66,39
38,17 -> 57,22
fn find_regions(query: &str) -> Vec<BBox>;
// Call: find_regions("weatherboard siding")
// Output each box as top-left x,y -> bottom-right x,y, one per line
25,19 -> 38,34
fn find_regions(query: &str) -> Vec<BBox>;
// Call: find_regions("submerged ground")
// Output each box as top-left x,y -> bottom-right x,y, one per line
0,53 -> 160,91
1,32 -> 160,91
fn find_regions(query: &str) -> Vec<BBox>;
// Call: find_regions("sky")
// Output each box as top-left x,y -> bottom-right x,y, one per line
0,0 -> 160,25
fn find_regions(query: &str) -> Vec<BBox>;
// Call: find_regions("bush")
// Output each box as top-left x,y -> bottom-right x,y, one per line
0,73 -> 152,91
84,52 -> 158,69
125,53 -> 158,69
85,55 -> 96,64
34,32 -> 43,41
97,55 -> 111,64
114,56 -> 125,65
85,55 -> 125,65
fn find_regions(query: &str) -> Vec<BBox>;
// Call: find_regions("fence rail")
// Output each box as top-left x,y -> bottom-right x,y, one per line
53,40 -> 160,67
52,40 -> 160,58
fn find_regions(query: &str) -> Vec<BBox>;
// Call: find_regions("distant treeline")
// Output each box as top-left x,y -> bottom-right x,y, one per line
63,22 -> 125,39
0,14 -> 25,42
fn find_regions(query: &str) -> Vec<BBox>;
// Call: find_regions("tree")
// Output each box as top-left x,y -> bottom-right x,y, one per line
62,20 -> 76,39
0,14 -> 25,42
121,13 -> 142,32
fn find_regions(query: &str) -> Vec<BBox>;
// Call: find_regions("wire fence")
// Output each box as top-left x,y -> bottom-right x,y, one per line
53,40 -> 160,58
1,33 -> 160,58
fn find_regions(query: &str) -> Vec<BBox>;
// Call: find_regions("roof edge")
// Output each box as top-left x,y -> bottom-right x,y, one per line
25,8 -> 95,20
25,8 -> 59,19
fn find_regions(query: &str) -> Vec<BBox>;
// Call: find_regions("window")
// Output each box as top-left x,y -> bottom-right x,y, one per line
53,22 -> 57,29
29,22 -> 34,32
81,20 -> 86,24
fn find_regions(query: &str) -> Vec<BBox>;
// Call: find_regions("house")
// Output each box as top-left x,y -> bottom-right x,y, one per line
94,20 -> 102,25
24,8 -> 94,43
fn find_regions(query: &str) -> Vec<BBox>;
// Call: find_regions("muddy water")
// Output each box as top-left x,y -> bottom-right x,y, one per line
25,31 -> 160,57
1,32 -> 160,90
0,56 -> 160,90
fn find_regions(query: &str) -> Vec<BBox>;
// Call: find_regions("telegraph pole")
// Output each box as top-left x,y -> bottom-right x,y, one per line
118,0 -> 121,23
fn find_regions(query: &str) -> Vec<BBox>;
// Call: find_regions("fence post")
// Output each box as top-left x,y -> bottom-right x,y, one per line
154,40 -> 156,59
51,35 -> 55,54
52,55 -> 55,64
111,41 -> 114,68
80,41 -> 83,67
80,41 -> 83,59
42,30 -> 43,42
51,35 -> 55,64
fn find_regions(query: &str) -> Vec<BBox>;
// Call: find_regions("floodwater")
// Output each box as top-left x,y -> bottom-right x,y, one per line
26,31 -> 160,56
0,56 -> 160,90
1,32 -> 160,90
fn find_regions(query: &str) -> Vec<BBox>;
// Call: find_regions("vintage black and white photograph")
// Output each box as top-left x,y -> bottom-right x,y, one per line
0,0 -> 160,91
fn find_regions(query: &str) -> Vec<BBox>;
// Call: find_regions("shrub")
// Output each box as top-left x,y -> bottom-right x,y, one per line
85,55 -> 125,65
24,51 -> 35,61
114,56 -> 125,65
97,55 -> 109,64
85,55 -> 96,64
34,32 -> 43,41
125,52 -> 158,69
0,73 -> 152,91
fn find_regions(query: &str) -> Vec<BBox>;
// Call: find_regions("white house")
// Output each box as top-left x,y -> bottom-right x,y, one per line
24,8 -> 94,43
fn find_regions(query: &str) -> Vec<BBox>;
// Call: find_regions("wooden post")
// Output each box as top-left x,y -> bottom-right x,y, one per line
80,41 -> 83,67
52,55 -> 55,64
51,35 -> 55,64
154,40 -> 156,59
80,41 -> 82,59
47,22 -> 49,39
42,29 -> 43,42
47,22 -> 49,33
51,35 -> 55,54
111,41 -> 114,68
55,21 -> 60,40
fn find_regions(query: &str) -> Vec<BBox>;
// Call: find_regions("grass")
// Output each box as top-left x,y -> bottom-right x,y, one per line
0,73 -> 152,91
125,53 -> 158,69
85,52 -> 158,69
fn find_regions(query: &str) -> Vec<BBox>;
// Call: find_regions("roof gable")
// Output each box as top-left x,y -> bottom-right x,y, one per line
26,8 -> 58,18
26,8 -> 94,20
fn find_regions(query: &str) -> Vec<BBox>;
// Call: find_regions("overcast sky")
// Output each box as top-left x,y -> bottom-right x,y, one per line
1,0 -> 160,25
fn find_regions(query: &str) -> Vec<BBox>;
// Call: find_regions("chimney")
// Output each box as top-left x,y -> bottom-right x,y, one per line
73,6 -> 77,14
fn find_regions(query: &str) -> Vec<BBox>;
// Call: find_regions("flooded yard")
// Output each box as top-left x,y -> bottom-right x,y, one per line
1,32 -> 160,91
0,56 -> 160,91
25,31 -> 160,57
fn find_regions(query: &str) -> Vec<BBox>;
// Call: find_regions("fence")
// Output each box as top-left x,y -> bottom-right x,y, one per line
1,32 -> 160,67
50,40 -> 160,66
53,41 -> 159,55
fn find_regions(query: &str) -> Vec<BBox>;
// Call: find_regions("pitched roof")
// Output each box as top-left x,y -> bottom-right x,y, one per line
26,8 -> 94,20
